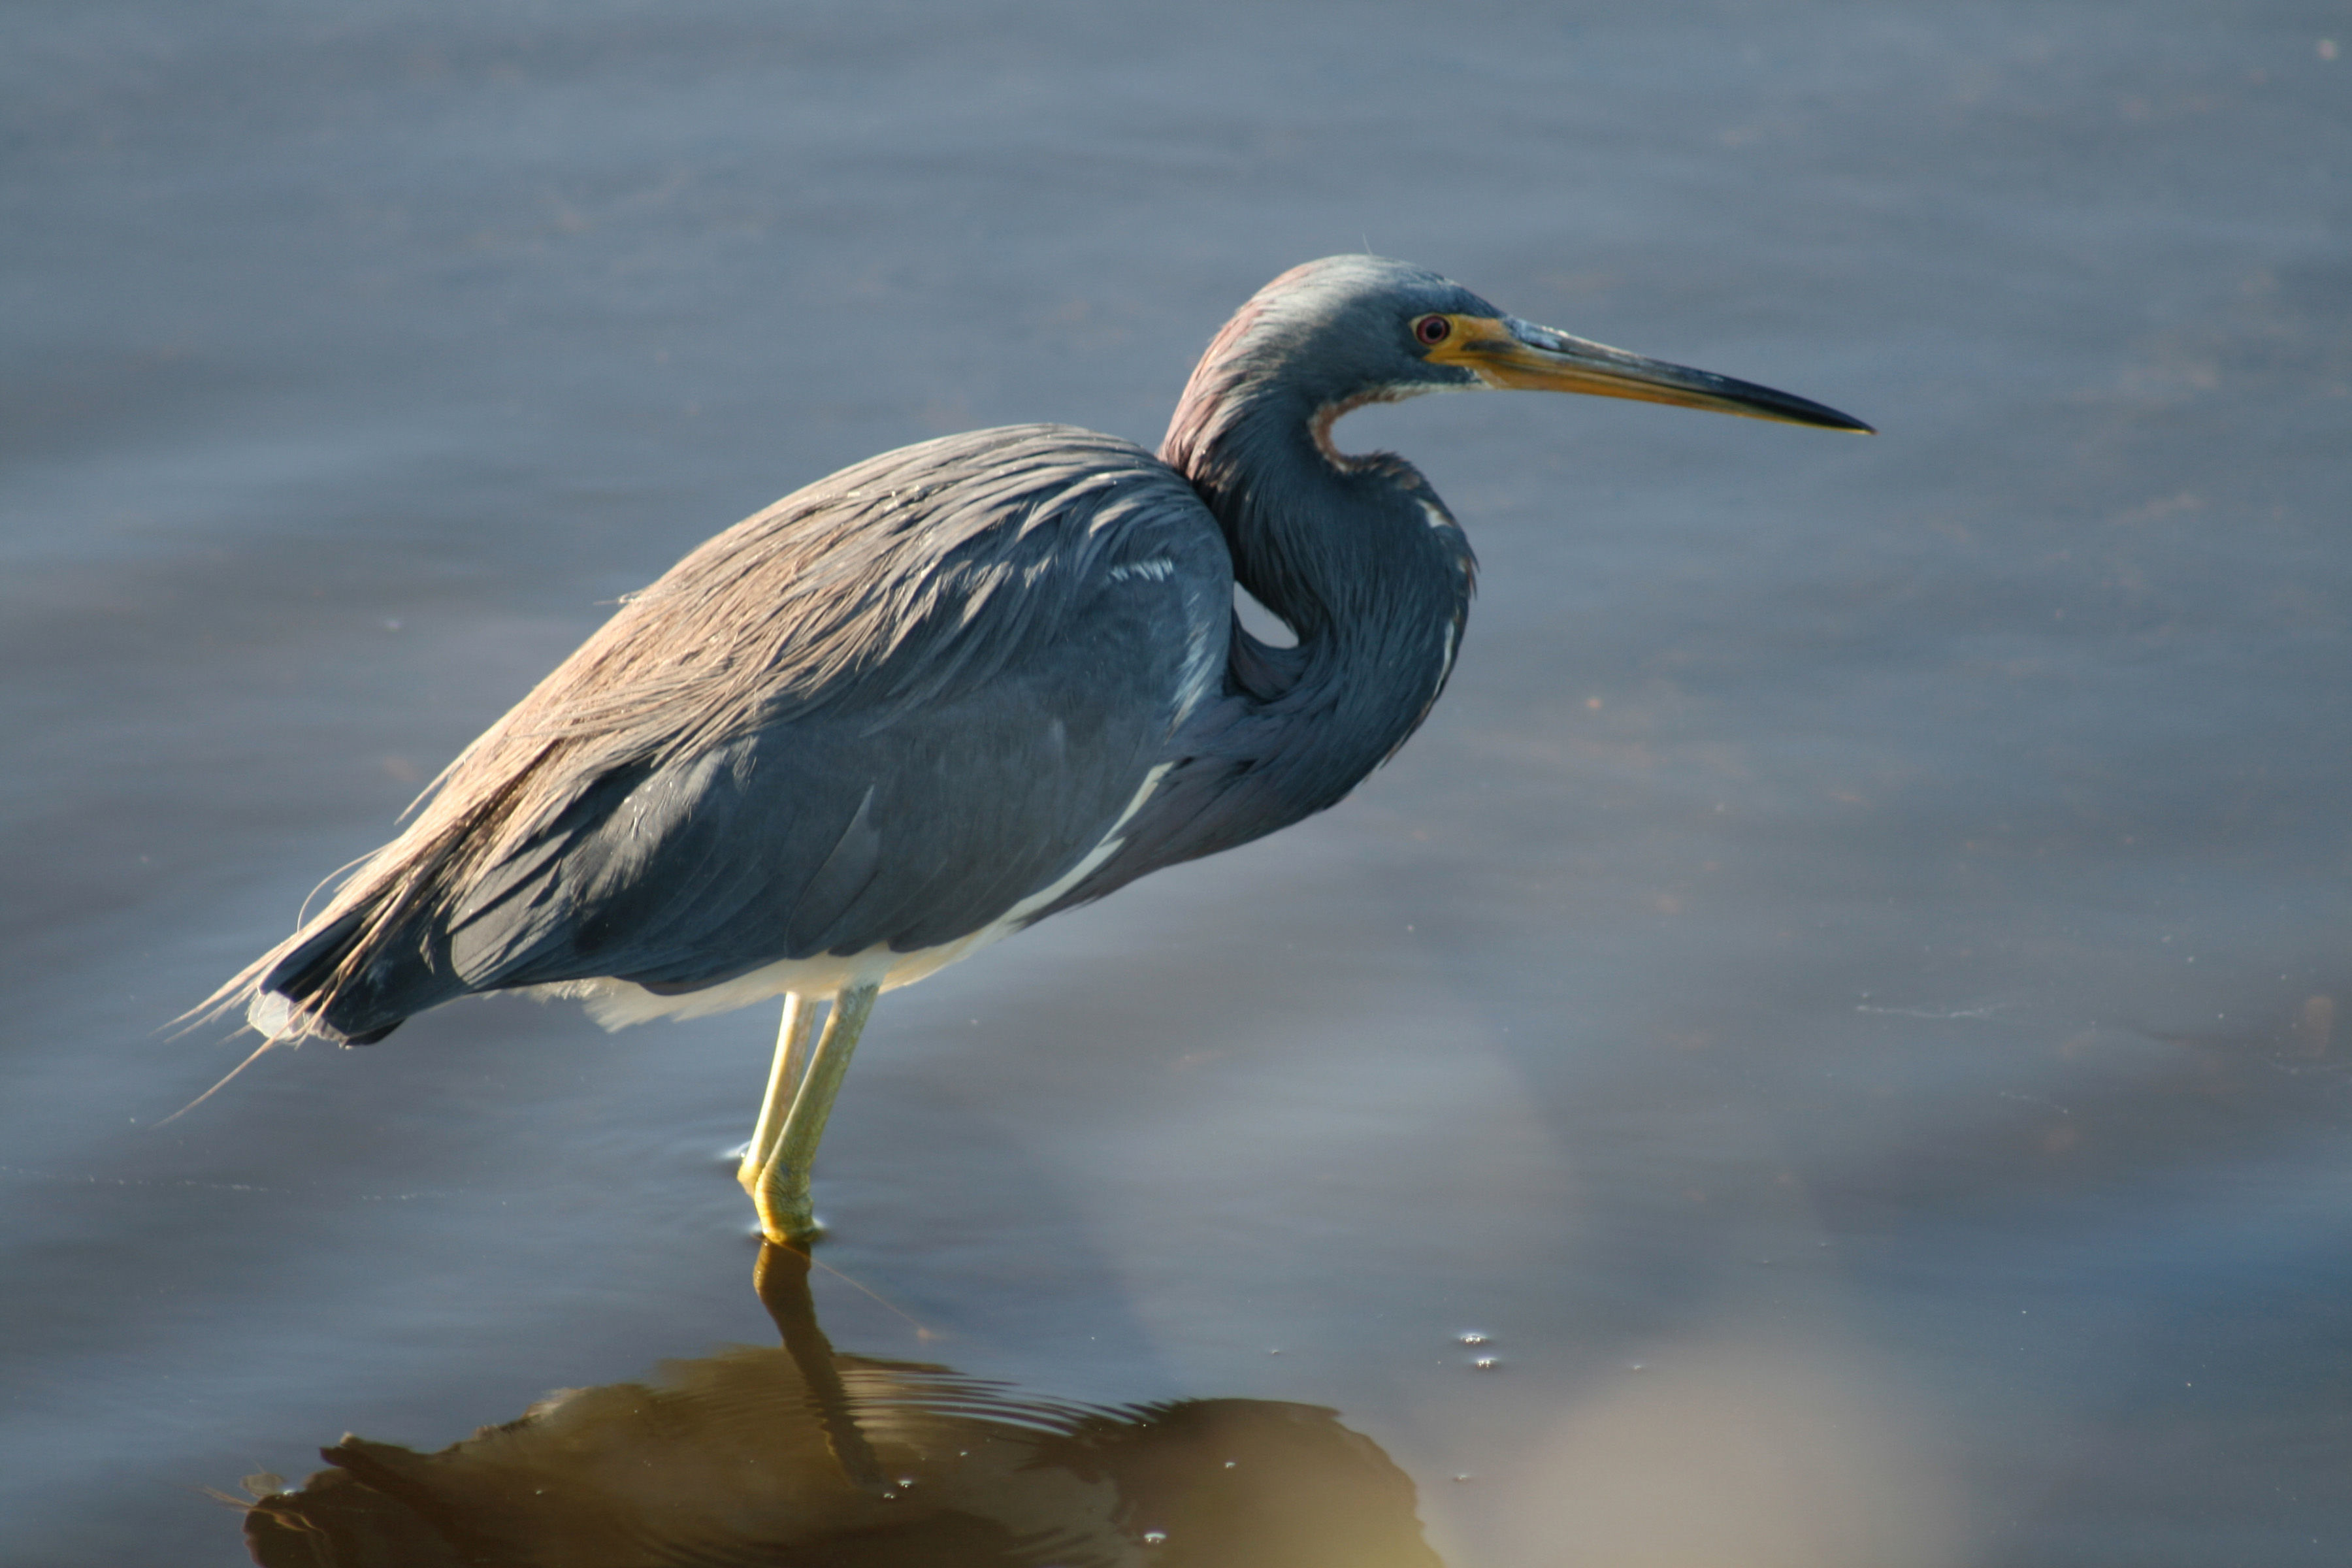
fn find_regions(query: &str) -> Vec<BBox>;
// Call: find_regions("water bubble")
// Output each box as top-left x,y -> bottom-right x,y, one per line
1457,1331 -> 1490,1346
1472,1356 -> 1499,1371
1143,1530 -> 1168,1545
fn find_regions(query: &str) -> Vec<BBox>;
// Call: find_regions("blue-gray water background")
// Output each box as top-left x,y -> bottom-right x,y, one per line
5,2 -> 2349,1562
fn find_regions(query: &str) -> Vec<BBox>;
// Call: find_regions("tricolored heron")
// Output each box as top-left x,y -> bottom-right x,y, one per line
209,257 -> 1868,1243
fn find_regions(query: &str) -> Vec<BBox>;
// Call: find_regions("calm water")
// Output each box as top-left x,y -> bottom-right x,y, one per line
6,2 -> 2349,1563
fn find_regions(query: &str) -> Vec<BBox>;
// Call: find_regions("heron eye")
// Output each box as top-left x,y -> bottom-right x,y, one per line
1414,314 -> 1452,346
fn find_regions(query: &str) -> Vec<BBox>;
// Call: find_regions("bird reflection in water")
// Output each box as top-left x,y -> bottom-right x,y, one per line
239,1245 -> 1443,1567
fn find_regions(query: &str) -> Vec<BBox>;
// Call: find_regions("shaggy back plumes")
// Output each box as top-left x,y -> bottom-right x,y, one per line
202,426 -> 1190,1040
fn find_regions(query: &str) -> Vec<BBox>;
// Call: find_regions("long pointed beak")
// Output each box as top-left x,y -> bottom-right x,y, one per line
1433,315 -> 1874,433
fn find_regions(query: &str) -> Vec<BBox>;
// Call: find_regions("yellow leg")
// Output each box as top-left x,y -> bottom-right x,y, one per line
738,993 -> 815,1200
749,981 -> 879,1245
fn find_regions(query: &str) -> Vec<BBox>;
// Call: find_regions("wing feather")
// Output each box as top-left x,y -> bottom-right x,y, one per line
218,425 -> 1233,1039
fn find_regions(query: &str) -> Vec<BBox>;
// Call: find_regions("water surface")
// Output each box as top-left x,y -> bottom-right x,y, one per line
5,3 -> 2349,1563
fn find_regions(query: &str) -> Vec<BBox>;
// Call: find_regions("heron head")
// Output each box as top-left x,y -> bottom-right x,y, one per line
1236,255 -> 1873,433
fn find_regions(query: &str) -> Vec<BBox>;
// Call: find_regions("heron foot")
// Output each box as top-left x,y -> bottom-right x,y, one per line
732,1149 -> 764,1201
751,1160 -> 823,1246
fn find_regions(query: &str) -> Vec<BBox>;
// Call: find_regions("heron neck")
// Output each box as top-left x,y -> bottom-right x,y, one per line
1163,380 -> 1475,806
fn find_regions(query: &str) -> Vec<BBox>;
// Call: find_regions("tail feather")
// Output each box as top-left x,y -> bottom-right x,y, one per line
188,890 -> 460,1047
186,729 -> 581,1048
252,906 -> 427,1043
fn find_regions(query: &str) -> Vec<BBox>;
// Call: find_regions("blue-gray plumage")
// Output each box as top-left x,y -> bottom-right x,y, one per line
210,255 -> 1868,1242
